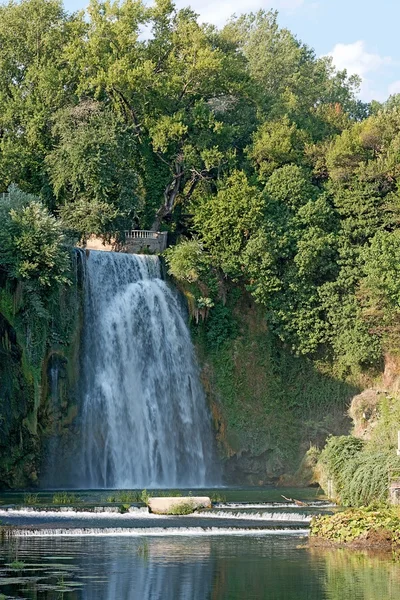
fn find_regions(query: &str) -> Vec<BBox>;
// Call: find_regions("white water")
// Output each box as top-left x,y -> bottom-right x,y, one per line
76,251 -> 218,489
0,508 -> 311,522
195,511 -> 312,522
12,527 -> 309,537
215,502 -> 335,509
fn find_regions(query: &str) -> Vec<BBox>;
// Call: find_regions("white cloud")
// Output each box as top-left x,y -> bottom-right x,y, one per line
327,41 -> 393,102
328,40 -> 392,78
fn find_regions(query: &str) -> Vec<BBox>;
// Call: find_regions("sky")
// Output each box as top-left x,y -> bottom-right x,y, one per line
63,0 -> 400,103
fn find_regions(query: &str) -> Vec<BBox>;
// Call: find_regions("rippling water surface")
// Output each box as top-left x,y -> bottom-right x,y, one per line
0,490 -> 398,599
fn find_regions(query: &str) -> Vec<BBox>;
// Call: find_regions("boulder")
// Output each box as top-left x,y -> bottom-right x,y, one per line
148,496 -> 211,515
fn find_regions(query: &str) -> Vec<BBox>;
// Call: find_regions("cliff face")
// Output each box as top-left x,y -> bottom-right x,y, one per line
0,254 -> 82,489
1,259 -> 391,489
193,297 -> 359,485
0,310 -> 37,487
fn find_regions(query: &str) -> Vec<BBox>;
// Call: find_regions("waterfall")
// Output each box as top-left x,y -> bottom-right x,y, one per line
77,250 -> 218,489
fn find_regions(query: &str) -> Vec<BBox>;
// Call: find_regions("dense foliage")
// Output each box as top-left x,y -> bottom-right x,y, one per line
318,395 -> 400,507
0,0 -> 400,378
310,506 -> 400,549
0,186 -> 70,290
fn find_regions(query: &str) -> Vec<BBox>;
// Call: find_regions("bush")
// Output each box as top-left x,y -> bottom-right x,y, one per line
10,561 -> 25,570
310,506 -> 400,547
166,501 -> 196,515
164,238 -> 208,283
318,434 -> 400,506
341,452 -> 400,507
317,435 -> 364,502
106,491 -> 141,503
0,185 -> 70,288
205,303 -> 238,349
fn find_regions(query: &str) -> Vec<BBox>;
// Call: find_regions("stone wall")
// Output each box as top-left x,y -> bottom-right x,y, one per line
121,231 -> 168,254
84,231 -> 168,254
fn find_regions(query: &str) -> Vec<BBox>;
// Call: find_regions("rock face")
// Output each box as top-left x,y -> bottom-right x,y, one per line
0,252 -> 83,489
148,497 -> 211,514
348,389 -> 383,440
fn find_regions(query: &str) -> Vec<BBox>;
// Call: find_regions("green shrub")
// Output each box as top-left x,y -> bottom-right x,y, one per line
164,238 -> 208,283
167,501 -> 195,515
341,452 -> 400,507
140,489 -> 151,504
0,185 -> 70,289
318,435 -> 364,500
211,493 -> 227,503
310,506 -> 400,547
318,434 -> 400,506
10,560 -> 25,570
204,303 -> 238,349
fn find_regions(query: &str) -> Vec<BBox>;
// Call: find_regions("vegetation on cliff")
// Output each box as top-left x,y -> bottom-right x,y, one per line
0,187 -> 80,487
315,393 -> 400,506
1,0 -> 400,486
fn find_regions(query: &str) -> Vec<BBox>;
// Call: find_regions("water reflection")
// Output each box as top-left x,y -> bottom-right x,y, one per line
0,535 -> 400,600
82,539 -> 214,600
310,546 -> 400,600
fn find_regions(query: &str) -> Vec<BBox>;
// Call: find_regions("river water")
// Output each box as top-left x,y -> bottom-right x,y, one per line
0,488 -> 398,599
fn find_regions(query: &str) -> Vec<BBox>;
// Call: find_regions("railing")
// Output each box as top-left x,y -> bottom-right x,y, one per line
124,230 -> 167,240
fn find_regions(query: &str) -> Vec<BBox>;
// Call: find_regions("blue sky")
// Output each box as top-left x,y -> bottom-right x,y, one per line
63,0 -> 400,103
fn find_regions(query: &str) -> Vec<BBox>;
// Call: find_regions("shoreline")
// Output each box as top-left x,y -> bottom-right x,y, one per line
310,506 -> 400,555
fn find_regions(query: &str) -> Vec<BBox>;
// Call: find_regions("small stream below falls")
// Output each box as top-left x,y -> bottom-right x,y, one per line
0,488 -> 399,599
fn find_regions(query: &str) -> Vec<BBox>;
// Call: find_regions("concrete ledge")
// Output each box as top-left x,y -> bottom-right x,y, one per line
148,496 -> 211,515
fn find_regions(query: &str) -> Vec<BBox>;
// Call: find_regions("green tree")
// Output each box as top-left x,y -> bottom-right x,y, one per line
249,117 -> 309,179
193,171 -> 263,278
0,185 -> 70,288
46,100 -> 143,238
223,10 -> 363,133
0,0 -> 82,196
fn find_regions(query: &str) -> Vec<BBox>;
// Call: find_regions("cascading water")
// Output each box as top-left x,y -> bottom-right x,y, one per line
77,250 -> 218,489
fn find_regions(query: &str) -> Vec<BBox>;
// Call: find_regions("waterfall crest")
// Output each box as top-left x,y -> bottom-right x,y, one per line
78,250 -> 218,488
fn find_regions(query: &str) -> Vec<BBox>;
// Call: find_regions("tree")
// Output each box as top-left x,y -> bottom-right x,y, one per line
223,10 -> 363,133
68,0 -> 251,224
193,171 -> 263,278
0,0 -> 82,196
46,101 -> 143,237
249,117 -> 309,179
0,185 -> 70,288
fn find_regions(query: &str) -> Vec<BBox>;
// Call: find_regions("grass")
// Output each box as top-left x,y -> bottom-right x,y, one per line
52,492 -> 80,504
211,493 -> 227,503
166,501 -> 196,515
106,491 -> 142,503
23,493 -> 39,505
10,560 -> 25,570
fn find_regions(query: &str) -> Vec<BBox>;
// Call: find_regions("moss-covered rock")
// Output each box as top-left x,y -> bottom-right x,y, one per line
0,251 -> 83,489
192,292 -> 357,484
